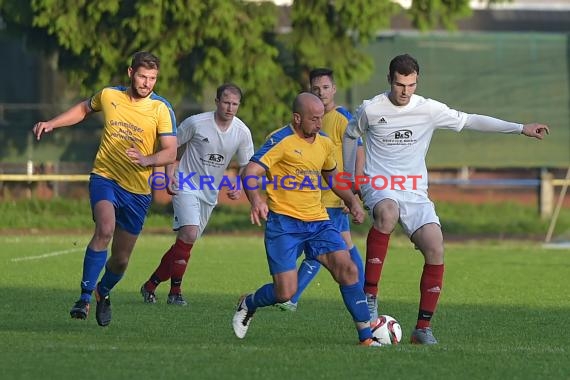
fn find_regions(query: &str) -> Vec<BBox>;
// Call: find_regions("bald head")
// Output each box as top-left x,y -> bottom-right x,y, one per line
293,92 -> 323,115
292,92 -> 324,139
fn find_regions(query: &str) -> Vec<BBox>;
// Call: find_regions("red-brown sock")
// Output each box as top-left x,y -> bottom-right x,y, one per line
145,242 -> 178,292
364,227 -> 390,296
416,263 -> 444,329
169,239 -> 193,295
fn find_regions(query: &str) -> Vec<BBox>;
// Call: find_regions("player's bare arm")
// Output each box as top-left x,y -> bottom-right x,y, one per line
175,144 -> 187,161
323,168 -> 365,224
32,100 -> 91,140
522,123 -> 549,139
164,160 -> 180,196
126,135 -> 177,167
241,161 -> 269,226
355,145 -> 365,177
227,165 -> 247,201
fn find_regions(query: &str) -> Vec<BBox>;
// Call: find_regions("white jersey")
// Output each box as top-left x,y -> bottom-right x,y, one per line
176,111 -> 254,204
346,93 -> 468,196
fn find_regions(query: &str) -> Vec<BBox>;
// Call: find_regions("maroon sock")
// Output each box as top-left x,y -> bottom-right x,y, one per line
145,242 -> 178,292
169,239 -> 193,295
416,263 -> 444,329
364,227 -> 390,296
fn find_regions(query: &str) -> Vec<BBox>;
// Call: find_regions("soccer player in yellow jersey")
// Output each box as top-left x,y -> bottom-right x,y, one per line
232,92 -> 382,346
276,68 -> 366,312
32,51 -> 177,327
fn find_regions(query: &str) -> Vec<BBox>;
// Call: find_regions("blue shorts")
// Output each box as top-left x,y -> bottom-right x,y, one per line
326,207 -> 350,233
89,174 -> 152,235
265,211 -> 347,275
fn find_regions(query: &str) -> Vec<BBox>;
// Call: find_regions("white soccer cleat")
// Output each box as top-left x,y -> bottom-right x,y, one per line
275,300 -> 297,312
359,337 -> 384,347
232,294 -> 255,339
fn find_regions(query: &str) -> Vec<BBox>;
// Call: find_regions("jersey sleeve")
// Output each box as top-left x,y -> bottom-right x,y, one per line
176,116 -> 196,146
347,102 -> 370,138
429,99 -> 468,132
88,89 -> 104,112
157,102 -> 177,136
251,138 -> 284,171
236,128 -> 255,167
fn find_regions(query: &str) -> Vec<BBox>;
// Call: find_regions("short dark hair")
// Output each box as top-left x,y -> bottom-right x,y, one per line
131,51 -> 160,71
388,54 -> 419,81
309,68 -> 334,84
216,83 -> 243,100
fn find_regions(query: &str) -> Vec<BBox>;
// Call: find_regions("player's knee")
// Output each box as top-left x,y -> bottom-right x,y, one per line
421,244 -> 444,264
333,260 -> 358,285
345,262 -> 359,284
373,208 -> 398,232
177,227 -> 198,244
94,225 -> 114,245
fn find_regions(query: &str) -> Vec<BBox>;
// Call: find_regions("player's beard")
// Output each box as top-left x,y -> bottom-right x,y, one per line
302,130 -> 317,138
131,82 -> 151,99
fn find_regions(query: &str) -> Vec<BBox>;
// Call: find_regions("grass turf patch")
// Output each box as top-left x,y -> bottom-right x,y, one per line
1,234 -> 568,379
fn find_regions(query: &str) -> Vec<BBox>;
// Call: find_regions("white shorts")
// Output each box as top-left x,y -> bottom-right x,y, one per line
172,192 -> 215,236
360,186 -> 440,237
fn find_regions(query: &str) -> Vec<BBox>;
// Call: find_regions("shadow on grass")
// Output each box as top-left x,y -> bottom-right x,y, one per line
1,287 -> 569,380
1,286 -> 568,346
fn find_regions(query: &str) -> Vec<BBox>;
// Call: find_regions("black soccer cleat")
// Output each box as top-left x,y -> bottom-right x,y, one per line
95,286 -> 112,327
70,299 -> 90,320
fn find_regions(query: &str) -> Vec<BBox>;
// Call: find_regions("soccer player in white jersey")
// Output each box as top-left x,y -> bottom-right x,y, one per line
343,54 -> 549,344
141,83 -> 254,306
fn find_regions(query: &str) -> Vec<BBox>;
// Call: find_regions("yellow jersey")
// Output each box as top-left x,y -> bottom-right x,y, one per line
89,86 -> 176,194
252,125 -> 336,221
321,106 -> 353,208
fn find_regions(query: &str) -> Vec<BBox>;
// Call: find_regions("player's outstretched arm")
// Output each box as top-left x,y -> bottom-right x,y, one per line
32,100 -> 91,140
241,161 -> 268,226
522,123 -> 549,140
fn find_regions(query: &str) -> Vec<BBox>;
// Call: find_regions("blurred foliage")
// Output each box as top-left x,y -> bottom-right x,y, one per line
0,0 -> 507,147
409,0 -> 509,31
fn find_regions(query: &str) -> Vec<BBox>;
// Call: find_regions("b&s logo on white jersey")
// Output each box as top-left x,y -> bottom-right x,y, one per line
383,129 -> 416,146
200,153 -> 225,168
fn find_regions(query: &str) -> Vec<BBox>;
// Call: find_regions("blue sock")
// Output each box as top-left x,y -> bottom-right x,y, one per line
79,247 -> 107,302
340,282 -> 372,341
245,283 -> 276,312
290,259 -> 321,303
98,265 -> 124,297
349,245 -> 364,288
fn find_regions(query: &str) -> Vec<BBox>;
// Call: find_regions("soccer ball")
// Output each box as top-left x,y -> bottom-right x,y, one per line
372,315 -> 402,345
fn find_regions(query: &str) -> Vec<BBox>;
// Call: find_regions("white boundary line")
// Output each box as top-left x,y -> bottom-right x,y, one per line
11,248 -> 83,262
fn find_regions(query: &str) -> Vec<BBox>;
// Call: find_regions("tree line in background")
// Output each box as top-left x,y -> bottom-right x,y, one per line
0,0 -> 507,145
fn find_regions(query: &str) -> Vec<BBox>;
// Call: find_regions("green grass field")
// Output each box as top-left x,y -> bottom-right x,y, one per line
1,234 -> 569,379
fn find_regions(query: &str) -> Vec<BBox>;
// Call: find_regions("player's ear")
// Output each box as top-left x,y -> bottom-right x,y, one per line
293,112 -> 301,124
128,66 -> 133,79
